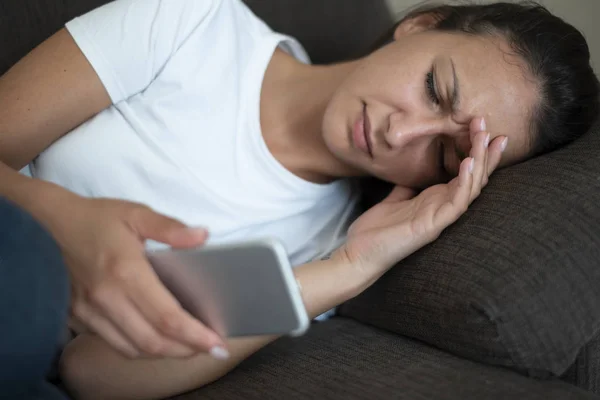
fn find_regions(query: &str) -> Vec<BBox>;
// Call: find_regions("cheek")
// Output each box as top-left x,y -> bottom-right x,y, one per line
347,53 -> 405,95
321,89 -> 358,153
372,150 -> 437,188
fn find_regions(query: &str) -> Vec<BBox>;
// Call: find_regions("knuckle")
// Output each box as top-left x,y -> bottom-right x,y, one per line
157,312 -> 182,335
128,203 -> 152,220
105,335 -> 140,359
123,348 -> 141,359
104,257 -> 137,286
88,283 -> 112,305
71,301 -> 88,320
138,335 -> 164,355
109,261 -> 136,284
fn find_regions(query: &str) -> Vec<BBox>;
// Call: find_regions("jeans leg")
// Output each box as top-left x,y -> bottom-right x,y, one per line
0,197 -> 70,399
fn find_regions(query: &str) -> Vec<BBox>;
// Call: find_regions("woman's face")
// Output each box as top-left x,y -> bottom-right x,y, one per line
322,17 -> 539,188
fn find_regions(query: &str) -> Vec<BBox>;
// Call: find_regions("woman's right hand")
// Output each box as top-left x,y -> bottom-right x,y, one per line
336,118 -> 506,282
53,197 -> 227,359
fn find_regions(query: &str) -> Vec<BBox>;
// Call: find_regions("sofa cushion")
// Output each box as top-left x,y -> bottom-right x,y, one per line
0,0 -> 108,76
339,116 -> 600,382
170,318 -> 599,400
563,331 -> 600,394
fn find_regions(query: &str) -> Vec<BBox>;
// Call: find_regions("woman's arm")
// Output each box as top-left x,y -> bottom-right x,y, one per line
59,125 -> 505,400
0,28 -> 111,233
0,28 -> 110,171
60,256 -> 368,400
0,28 -> 226,360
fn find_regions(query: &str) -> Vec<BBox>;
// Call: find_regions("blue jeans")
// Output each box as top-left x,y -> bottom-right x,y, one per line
0,197 -> 70,399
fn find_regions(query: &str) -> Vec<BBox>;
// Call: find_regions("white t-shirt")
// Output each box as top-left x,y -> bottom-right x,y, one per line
32,0 -> 360,266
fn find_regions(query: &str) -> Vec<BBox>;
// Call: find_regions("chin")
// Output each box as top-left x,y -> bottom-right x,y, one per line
321,111 -> 346,153
323,95 -> 360,145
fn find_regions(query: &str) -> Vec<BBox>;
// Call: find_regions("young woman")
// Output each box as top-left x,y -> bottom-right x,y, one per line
0,0 -> 597,398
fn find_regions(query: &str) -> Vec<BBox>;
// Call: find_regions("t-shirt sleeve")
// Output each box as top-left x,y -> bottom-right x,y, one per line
65,0 -> 217,104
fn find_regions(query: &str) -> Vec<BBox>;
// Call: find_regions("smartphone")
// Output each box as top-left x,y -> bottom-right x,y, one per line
146,238 -> 310,338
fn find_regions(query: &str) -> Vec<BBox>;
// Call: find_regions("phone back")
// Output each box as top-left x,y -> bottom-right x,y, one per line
146,239 -> 309,338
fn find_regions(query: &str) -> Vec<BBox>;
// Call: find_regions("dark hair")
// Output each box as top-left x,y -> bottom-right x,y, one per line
377,1 -> 599,158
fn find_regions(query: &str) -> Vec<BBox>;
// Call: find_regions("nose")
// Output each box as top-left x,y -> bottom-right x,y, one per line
384,113 -> 449,149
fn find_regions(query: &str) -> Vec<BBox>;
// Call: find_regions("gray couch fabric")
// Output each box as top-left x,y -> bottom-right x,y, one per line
170,318 -> 599,400
340,118 -> 600,382
564,332 -> 600,394
243,0 -> 393,64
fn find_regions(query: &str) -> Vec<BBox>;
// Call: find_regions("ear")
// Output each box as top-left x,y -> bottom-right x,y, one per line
393,13 -> 441,40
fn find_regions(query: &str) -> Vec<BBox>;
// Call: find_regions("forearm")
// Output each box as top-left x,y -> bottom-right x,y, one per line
0,162 -> 82,237
61,256 -> 370,400
62,333 -> 278,400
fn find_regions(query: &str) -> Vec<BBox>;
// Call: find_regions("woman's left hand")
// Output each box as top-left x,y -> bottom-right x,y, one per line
337,125 -> 507,280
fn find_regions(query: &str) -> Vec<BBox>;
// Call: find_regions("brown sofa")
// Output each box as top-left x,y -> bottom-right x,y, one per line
2,1 -> 599,399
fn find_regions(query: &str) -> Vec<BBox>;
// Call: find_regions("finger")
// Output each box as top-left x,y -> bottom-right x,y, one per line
469,131 -> 489,202
483,136 -> 508,186
481,133 -> 490,188
93,288 -> 198,358
456,157 -> 474,204
469,116 -> 487,136
468,116 -> 487,187
127,262 -> 226,353
71,300 -> 140,358
68,317 -> 90,334
436,157 -> 474,227
381,185 -> 416,203
129,207 -> 209,249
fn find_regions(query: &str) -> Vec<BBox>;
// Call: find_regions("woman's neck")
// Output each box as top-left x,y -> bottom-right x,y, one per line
260,49 -> 361,184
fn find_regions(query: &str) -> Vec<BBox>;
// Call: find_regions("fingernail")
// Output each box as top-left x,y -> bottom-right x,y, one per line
469,158 -> 475,174
484,133 -> 490,148
501,137 -> 508,152
480,118 -> 486,132
210,346 -> 230,360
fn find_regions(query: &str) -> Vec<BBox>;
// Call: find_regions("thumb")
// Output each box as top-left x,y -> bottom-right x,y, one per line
129,207 -> 209,248
381,185 -> 416,204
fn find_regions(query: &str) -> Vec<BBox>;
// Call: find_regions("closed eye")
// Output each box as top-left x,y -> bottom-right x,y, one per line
426,70 -> 440,105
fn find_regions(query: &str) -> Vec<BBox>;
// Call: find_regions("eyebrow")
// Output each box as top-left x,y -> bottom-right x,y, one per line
450,58 -> 460,114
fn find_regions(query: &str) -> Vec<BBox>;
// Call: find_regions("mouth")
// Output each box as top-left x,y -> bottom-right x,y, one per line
363,104 -> 373,157
352,102 -> 374,158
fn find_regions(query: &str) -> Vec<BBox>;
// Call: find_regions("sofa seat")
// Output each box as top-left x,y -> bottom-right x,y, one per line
171,318 -> 599,400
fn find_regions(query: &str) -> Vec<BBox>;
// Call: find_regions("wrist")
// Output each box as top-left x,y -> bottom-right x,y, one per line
329,246 -> 382,293
293,254 -> 368,319
6,172 -> 84,240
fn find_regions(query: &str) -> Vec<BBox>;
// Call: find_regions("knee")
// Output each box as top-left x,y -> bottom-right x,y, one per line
0,198 -> 71,392
0,196 -> 69,319
0,197 -> 69,326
